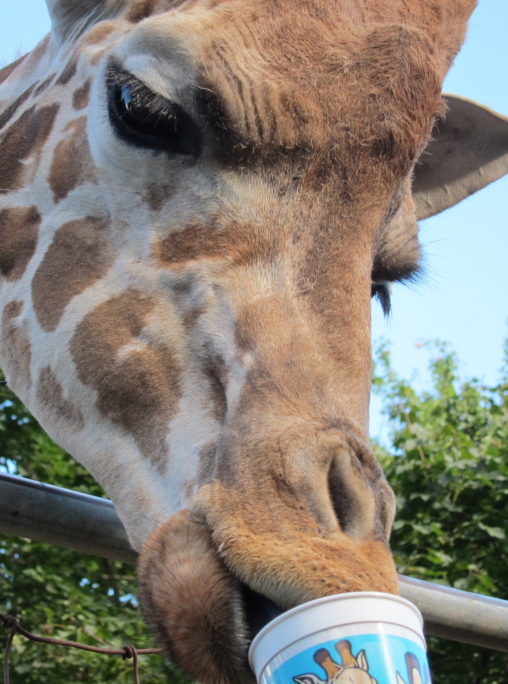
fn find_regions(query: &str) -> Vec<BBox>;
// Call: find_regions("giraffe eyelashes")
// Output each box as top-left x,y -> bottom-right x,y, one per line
106,62 -> 203,158
371,282 -> 391,316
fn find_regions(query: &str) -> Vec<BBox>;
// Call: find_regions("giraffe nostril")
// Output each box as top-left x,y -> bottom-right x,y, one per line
326,442 -> 385,541
327,455 -> 357,536
326,440 -> 394,543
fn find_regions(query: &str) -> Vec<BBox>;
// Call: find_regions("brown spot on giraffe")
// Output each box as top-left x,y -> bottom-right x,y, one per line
127,0 -> 160,22
36,366 -> 85,430
79,22 -> 117,46
152,212 -> 275,268
32,216 -> 112,331
182,305 -> 205,332
144,183 -> 176,212
2,300 -> 23,319
153,223 -> 230,266
72,79 -> 90,110
127,0 -> 198,23
70,289 -> 182,471
0,104 -> 59,194
56,58 -> 78,86
34,75 -> 56,96
48,117 -> 92,202
0,85 -> 35,130
0,206 -> 41,281
201,346 -> 228,423
1,300 -> 32,390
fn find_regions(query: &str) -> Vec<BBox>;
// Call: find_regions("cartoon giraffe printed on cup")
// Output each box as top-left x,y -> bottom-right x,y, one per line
396,653 -> 426,684
294,640 -> 378,684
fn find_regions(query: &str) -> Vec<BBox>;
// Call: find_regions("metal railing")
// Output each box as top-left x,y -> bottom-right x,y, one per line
1,473 -> 507,652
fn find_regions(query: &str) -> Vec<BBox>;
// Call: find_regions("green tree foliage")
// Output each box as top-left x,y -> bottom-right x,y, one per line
373,341 -> 508,683
0,371 -> 189,683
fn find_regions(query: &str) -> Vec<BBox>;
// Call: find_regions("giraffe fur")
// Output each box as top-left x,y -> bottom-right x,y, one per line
0,1 -> 477,682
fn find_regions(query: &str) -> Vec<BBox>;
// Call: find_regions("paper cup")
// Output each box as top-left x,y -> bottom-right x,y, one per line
249,592 -> 431,684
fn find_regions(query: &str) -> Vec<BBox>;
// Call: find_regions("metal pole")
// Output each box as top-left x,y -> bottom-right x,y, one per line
399,575 -> 508,652
1,473 -> 507,652
0,472 -> 136,564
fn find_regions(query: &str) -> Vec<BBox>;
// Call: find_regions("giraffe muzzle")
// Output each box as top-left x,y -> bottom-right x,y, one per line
137,434 -> 398,684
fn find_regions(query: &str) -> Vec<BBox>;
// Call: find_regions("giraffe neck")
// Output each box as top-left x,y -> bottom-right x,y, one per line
0,19 -> 189,546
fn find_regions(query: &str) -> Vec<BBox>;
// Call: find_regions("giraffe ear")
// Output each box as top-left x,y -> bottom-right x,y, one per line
45,0 -> 126,42
410,669 -> 424,684
355,650 -> 369,672
293,675 -> 323,684
413,95 -> 508,220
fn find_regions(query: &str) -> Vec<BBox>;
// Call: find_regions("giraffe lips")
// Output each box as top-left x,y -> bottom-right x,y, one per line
138,477 -> 398,684
137,509 -> 283,684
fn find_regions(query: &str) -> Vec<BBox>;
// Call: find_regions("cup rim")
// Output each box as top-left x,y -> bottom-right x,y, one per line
248,591 -> 423,671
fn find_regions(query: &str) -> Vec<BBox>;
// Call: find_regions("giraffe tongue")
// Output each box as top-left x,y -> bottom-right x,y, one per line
240,582 -> 283,640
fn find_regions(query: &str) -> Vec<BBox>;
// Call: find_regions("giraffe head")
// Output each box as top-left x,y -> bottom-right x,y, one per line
0,0 -> 476,682
293,640 -> 378,684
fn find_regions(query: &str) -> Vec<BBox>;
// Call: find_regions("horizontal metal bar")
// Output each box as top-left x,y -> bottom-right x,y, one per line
0,472 -> 136,563
399,575 -> 508,653
1,473 -> 507,652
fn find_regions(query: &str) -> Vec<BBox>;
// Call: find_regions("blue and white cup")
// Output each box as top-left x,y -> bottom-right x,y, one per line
248,592 -> 431,684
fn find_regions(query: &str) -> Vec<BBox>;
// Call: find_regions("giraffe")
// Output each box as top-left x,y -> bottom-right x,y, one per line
294,640 -> 378,684
0,1 -> 478,682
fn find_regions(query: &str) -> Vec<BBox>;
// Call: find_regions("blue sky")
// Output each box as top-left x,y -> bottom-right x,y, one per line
370,0 -> 508,437
1,2 -> 507,440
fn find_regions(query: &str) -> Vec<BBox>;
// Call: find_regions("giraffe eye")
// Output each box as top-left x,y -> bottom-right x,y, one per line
106,63 -> 203,157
